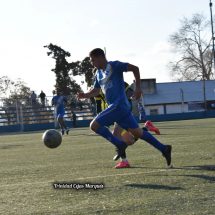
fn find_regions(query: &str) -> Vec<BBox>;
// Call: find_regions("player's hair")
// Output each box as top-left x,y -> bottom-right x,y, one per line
89,48 -> 105,58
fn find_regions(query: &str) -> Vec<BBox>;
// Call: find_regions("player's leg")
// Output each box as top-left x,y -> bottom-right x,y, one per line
90,105 -> 128,159
119,113 -> 172,167
112,124 -> 130,168
57,112 -> 69,135
57,115 -> 66,135
129,127 -> 172,166
112,125 -> 159,163
112,124 -> 125,159
138,102 -> 160,135
112,124 -> 136,158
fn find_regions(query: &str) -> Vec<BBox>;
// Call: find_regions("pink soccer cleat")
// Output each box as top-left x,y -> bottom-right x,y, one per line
115,160 -> 130,169
145,120 -> 160,135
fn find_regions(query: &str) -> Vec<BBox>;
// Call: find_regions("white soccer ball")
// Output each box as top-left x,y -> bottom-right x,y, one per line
42,129 -> 62,148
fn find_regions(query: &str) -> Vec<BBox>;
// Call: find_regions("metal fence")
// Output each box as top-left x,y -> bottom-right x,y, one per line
0,97 -> 95,131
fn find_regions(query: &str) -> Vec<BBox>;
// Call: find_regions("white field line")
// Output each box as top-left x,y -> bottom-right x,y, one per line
1,168 -> 180,188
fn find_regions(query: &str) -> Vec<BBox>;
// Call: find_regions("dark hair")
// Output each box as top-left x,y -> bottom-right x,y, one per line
89,48 -> 105,57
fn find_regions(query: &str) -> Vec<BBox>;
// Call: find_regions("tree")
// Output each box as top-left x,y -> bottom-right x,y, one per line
0,76 -> 14,96
44,43 -> 81,96
0,76 -> 31,105
168,13 -> 213,81
0,76 -> 32,124
44,43 -> 96,94
70,57 -> 95,87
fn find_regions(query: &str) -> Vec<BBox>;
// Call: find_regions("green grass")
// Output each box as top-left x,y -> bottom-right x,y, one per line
0,118 -> 215,215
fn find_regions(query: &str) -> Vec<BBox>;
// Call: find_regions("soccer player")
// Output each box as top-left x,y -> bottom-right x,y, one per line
113,84 -> 160,168
121,82 -> 160,135
94,90 -> 107,114
77,48 -> 172,168
125,82 -> 160,135
112,123 -> 158,168
101,82 -> 160,168
137,100 -> 160,135
52,91 -> 69,135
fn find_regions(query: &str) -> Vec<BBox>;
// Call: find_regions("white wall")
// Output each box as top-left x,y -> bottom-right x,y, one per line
166,104 -> 188,114
145,105 -> 164,115
133,102 -> 191,116
144,103 -> 189,115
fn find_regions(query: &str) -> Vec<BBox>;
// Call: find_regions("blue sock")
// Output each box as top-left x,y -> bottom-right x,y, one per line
96,126 -> 126,148
141,130 -> 166,153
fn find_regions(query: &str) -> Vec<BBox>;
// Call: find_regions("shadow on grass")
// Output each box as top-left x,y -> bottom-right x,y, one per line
125,183 -> 184,190
0,144 -> 24,149
185,165 -> 215,171
65,133 -> 99,137
182,174 -> 215,182
179,165 -> 215,171
129,166 -> 171,170
156,133 -> 190,136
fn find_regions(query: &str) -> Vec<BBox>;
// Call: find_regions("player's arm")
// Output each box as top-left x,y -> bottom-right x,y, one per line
51,98 -> 55,106
77,88 -> 101,99
127,64 -> 142,100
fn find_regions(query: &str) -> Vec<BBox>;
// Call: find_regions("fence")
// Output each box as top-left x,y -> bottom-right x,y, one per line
0,97 -> 95,133
1,97 -> 215,133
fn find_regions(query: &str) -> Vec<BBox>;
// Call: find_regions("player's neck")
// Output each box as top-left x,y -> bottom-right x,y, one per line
100,59 -> 108,70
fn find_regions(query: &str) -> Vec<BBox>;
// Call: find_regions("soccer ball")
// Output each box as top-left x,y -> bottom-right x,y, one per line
42,129 -> 62,148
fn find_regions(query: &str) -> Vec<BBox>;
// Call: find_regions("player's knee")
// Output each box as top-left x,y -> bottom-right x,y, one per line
122,132 -> 135,145
128,128 -> 143,139
89,121 -> 95,131
90,120 -> 100,132
57,116 -> 63,122
112,129 -> 118,136
132,133 -> 140,139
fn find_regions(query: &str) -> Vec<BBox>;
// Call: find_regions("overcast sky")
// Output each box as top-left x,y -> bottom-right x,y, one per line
0,0 -> 212,96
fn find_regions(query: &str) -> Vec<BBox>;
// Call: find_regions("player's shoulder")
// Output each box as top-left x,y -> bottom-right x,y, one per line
109,60 -> 122,66
109,61 -> 128,70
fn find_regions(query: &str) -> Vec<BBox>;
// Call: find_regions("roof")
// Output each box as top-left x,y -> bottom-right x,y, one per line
142,80 -> 215,105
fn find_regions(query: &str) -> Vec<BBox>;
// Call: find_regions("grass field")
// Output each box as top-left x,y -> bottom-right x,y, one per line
0,118 -> 215,215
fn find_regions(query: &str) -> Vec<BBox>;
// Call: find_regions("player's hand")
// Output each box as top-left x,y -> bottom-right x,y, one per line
77,92 -> 86,100
132,88 -> 142,100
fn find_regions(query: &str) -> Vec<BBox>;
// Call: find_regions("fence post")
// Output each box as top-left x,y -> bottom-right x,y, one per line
54,106 -> 58,128
15,100 -> 20,124
19,104 -> 24,132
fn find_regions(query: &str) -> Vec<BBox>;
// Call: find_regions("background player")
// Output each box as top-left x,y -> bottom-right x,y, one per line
52,90 -> 69,135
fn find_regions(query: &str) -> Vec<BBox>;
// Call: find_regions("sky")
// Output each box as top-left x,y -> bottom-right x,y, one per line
0,0 -> 212,96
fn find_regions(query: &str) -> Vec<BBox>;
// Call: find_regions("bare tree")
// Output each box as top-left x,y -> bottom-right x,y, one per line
168,13 -> 213,81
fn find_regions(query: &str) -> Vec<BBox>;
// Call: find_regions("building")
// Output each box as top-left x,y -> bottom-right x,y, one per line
132,79 -> 215,116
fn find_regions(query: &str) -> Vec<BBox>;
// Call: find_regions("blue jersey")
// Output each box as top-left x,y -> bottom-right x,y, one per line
93,61 -> 130,108
52,95 -> 67,117
138,101 -> 147,121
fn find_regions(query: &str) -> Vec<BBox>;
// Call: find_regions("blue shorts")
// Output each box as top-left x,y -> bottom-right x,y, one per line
139,109 -> 147,121
55,107 -> 65,118
95,104 -> 139,130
